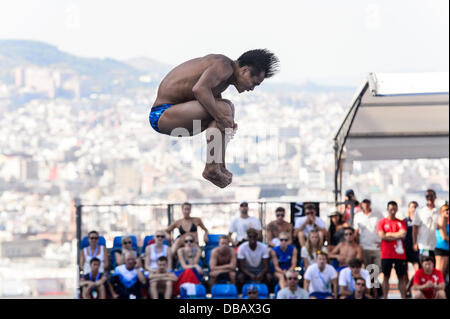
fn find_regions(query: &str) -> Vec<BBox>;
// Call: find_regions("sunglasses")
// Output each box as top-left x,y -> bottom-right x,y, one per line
247,291 -> 257,295
280,238 -> 289,242
89,237 -> 99,240
156,235 -> 165,238
184,239 -> 194,243
123,241 -> 132,245
426,195 -> 435,199
306,212 -> 314,215
276,214 -> 285,217
344,233 -> 353,236
288,277 -> 298,281
355,282 -> 365,286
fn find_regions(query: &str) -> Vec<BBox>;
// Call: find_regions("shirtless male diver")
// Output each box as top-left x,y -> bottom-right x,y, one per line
149,49 -> 279,188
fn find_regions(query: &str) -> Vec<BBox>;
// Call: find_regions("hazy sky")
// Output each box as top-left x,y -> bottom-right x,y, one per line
1,0 -> 448,86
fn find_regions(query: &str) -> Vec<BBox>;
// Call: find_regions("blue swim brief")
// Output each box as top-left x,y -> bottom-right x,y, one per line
149,104 -> 174,133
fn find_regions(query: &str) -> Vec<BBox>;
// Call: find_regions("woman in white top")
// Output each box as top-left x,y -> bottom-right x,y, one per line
80,230 -> 109,274
301,230 -> 327,270
144,231 -> 173,273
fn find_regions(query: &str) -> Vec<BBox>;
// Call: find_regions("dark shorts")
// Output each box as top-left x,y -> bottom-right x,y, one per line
381,259 -> 407,277
217,273 -> 231,282
149,104 -> 174,133
405,249 -> 420,264
435,248 -> 449,257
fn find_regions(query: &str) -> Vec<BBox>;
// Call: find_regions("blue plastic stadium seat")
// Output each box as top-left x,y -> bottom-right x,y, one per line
180,284 -> 207,299
274,284 -> 280,299
141,235 -> 170,254
211,284 -> 238,299
81,236 -> 106,249
112,235 -> 138,250
206,234 -> 226,247
242,283 -> 269,299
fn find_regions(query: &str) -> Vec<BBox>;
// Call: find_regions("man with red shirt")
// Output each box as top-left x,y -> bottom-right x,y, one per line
412,256 -> 446,299
377,201 -> 407,299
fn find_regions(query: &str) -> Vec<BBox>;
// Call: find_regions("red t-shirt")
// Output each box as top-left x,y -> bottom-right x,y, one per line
413,268 -> 444,299
376,217 -> 407,260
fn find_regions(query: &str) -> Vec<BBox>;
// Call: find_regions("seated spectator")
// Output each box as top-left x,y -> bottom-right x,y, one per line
338,258 -> 372,299
412,256 -> 446,299
115,236 -> 141,267
435,204 -> 449,281
228,201 -> 262,247
209,236 -> 237,287
266,207 -> 293,248
301,230 -> 327,270
246,285 -> 260,300
271,232 -> 298,289
237,228 -> 272,288
108,251 -> 147,299
148,256 -> 178,299
165,202 -> 209,253
304,251 -> 338,299
144,230 -> 173,273
277,270 -> 309,299
79,257 -> 107,299
80,230 -> 109,274
177,234 -> 203,275
327,211 -> 349,252
294,203 -> 327,247
345,277 -> 370,299
329,227 -> 363,270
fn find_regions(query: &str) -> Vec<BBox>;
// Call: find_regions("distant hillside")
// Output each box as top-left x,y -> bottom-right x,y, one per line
126,57 -> 172,76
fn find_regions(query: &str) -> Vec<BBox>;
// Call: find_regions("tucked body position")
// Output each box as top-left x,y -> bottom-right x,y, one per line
149,50 -> 279,188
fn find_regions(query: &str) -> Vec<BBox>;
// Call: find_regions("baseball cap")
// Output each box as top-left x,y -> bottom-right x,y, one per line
240,201 -> 248,207
328,211 -> 339,217
345,189 -> 355,196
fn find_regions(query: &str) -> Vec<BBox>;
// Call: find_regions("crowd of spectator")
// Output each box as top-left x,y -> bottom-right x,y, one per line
78,191 -> 449,300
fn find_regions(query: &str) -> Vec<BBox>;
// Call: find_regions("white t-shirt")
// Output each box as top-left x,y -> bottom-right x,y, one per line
301,246 -> 328,267
353,211 -> 383,251
237,242 -> 269,268
412,206 -> 440,250
277,287 -> 309,299
338,267 -> 372,291
304,263 -> 337,294
294,216 -> 326,237
229,216 -> 262,242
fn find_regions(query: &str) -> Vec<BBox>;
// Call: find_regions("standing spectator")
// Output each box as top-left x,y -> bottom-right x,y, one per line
266,207 -> 293,248
327,211 -> 349,252
377,201 -> 408,299
115,236 -> 141,267
80,230 -> 109,274
165,202 -> 209,254
412,189 -> 440,264
177,234 -> 203,275
435,204 -> 449,281
354,199 -> 383,268
329,227 -> 363,270
271,232 -> 298,289
404,201 -> 420,297
303,251 -> 338,299
294,203 -> 327,247
228,201 -> 262,246
148,256 -> 178,299
237,228 -> 271,288
79,257 -> 107,299
108,251 -> 147,299
338,258 -> 372,299
345,277 -> 370,299
342,189 -> 362,223
412,256 -> 446,299
277,270 -> 309,299
209,236 -> 237,286
144,230 -> 173,273
301,230 -> 327,270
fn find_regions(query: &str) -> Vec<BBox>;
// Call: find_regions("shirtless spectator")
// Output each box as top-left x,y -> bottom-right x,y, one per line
412,256 -> 446,299
144,230 -> 173,273
266,207 -> 293,248
165,202 -> 209,253
354,199 -> 382,268
148,256 -> 178,299
294,204 -> 327,247
228,201 -> 262,246
80,257 -> 107,299
209,236 -> 237,287
271,232 -> 298,289
329,227 -> 363,270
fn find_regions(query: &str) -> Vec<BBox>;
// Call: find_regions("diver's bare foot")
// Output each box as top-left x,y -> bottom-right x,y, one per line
202,166 -> 231,188
220,164 -> 233,179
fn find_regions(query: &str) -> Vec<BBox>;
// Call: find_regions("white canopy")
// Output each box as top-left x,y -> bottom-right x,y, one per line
334,72 -> 449,201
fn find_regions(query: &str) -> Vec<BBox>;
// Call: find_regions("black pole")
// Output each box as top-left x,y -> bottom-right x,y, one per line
74,197 -> 82,298
167,204 -> 173,227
